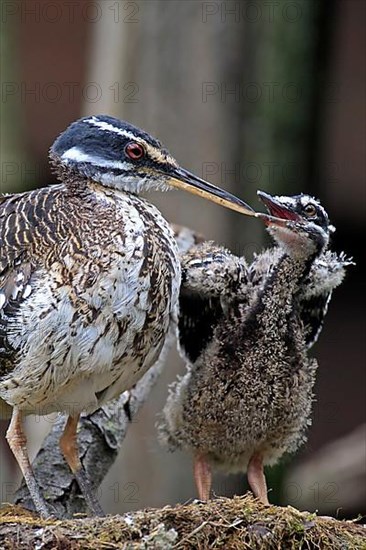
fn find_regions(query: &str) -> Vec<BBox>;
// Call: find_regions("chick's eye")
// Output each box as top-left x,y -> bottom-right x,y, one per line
125,142 -> 145,160
303,204 -> 317,217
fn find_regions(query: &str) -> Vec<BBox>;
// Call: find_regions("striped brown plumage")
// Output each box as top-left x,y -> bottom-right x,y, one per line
0,114 -> 259,518
0,181 -> 179,414
0,114 -> 256,518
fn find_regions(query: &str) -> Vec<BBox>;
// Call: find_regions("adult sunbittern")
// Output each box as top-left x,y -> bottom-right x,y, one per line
160,192 -> 352,503
0,115 -> 255,518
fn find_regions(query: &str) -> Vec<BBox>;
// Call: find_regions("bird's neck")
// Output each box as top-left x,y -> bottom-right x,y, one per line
250,250 -> 315,333
49,155 -> 89,192
266,252 -> 308,300
50,157 -> 139,203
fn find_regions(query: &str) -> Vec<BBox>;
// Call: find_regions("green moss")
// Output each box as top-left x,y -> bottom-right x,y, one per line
1,494 -> 365,549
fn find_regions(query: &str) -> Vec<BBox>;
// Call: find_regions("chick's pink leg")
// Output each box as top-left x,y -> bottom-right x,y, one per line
194,453 -> 212,501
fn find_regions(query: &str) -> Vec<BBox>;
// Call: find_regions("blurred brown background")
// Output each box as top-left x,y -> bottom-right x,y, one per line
0,0 -> 365,519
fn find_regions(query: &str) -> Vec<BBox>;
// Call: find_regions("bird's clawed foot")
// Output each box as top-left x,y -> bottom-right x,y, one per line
60,414 -> 105,517
6,408 -> 54,519
74,467 -> 105,517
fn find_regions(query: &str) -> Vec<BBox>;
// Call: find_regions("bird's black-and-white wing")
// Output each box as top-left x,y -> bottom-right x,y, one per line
177,240 -> 249,362
178,292 -> 223,363
0,186 -> 69,372
250,247 -> 353,349
0,186 -> 67,302
0,192 -> 35,371
300,250 -> 354,348
170,226 -> 221,361
298,293 -> 332,349
1,193 -> 32,295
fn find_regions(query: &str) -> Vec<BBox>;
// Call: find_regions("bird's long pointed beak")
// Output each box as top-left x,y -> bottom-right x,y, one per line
168,167 -> 256,217
257,190 -> 301,225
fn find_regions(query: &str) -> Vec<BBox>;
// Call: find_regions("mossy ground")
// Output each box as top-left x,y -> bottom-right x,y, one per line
0,494 -> 365,549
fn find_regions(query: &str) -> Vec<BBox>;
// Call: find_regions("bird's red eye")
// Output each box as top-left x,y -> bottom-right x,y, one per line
125,142 -> 145,160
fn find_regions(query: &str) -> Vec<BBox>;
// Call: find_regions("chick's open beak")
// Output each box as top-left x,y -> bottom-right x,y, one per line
168,167 -> 256,217
257,190 -> 301,226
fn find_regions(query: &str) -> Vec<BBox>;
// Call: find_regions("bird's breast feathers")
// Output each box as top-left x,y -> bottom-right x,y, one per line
0,193 -> 180,412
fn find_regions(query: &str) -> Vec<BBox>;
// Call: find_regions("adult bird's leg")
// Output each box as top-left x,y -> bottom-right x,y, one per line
6,408 -> 52,518
59,414 -> 105,516
247,452 -> 269,505
194,453 -> 212,501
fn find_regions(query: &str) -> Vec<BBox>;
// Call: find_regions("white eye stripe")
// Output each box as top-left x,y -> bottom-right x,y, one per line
61,147 -> 131,171
85,117 -> 139,142
61,147 -> 93,163
61,147 -> 176,174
